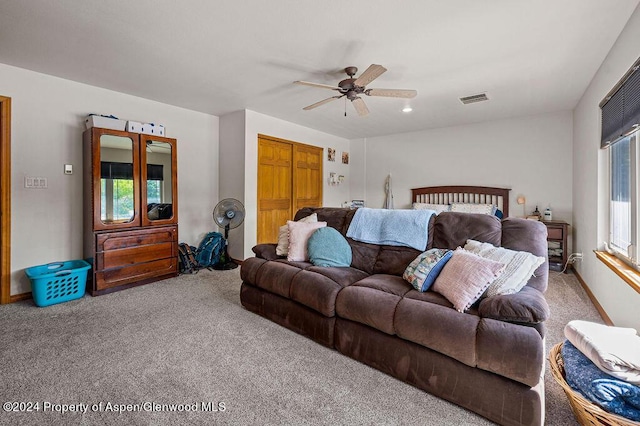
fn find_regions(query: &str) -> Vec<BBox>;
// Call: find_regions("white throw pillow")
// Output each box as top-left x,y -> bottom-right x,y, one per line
464,239 -> 545,297
450,203 -> 495,215
413,203 -> 451,214
275,213 -> 317,256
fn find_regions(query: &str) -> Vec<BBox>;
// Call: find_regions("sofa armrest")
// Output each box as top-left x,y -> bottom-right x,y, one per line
252,244 -> 280,261
478,286 -> 550,325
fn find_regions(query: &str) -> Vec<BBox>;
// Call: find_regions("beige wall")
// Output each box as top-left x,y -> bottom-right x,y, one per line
1,63 -> 219,295
572,5 -> 640,329
220,109 -> 351,260
349,111 -> 573,223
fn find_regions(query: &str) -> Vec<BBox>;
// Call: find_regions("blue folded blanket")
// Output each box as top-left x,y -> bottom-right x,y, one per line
346,208 -> 434,251
562,340 -> 640,421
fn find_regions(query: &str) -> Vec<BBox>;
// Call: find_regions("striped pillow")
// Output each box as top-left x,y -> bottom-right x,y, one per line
464,239 -> 545,297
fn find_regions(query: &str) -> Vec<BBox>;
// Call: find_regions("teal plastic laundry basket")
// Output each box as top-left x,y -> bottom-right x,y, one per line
25,260 -> 91,307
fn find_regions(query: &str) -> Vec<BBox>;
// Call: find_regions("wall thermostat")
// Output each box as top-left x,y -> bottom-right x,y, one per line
64,164 -> 73,175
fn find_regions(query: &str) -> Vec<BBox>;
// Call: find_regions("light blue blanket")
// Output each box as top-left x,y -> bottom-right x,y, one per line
562,340 -> 640,421
346,208 -> 435,251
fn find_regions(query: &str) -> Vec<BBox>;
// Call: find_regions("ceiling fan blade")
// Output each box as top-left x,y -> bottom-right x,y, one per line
365,88 -> 417,98
351,97 -> 369,116
303,95 -> 343,110
354,64 -> 387,87
294,80 -> 341,91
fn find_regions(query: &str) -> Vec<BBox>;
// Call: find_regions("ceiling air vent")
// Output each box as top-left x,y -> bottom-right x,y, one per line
459,93 -> 489,105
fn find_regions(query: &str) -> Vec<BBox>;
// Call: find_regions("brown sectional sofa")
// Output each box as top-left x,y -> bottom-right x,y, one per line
240,207 -> 549,426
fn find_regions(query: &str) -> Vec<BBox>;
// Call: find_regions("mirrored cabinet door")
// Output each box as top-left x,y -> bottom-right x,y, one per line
140,135 -> 178,226
90,129 -> 141,230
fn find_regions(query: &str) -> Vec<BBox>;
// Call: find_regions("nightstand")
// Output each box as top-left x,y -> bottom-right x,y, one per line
543,220 -> 569,272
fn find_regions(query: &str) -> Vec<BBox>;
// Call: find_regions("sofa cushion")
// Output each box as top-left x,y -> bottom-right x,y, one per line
287,220 -> 327,262
252,243 -> 279,260
374,245 -> 422,276
432,248 -> 505,312
433,212 -> 502,249
290,269 -> 345,317
290,266 -> 369,317
336,275 -> 411,335
478,286 -> 550,325
241,283 -> 336,348
394,297 -> 480,367
476,318 -> 545,387
348,239 -> 380,274
275,259 -> 314,270
306,266 -> 369,288
295,207 -> 356,234
253,260 -> 304,298
464,239 -> 546,297
403,248 -> 453,292
403,287 -> 457,308
240,257 -> 267,285
308,227 -> 352,267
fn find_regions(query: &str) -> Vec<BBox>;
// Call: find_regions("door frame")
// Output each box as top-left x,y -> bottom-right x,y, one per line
0,96 -> 11,304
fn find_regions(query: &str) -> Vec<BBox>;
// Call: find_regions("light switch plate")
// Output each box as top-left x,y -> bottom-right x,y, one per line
24,176 -> 48,189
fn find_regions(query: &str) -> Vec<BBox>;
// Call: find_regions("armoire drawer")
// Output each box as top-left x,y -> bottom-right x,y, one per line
95,226 -> 177,271
95,257 -> 177,290
97,226 -> 176,251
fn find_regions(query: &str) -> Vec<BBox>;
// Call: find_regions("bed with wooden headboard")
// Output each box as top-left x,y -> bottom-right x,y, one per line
411,186 -> 511,218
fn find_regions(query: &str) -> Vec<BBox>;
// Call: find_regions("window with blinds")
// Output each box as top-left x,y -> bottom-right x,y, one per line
601,58 -> 640,267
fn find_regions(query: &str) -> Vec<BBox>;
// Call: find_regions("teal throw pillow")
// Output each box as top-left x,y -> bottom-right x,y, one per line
307,227 -> 352,267
403,248 -> 453,292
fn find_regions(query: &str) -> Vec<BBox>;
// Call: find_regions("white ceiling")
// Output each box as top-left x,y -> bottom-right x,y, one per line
1,1 -> 638,139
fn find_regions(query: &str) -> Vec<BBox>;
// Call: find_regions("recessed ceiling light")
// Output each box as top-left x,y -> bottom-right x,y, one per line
402,107 -> 413,113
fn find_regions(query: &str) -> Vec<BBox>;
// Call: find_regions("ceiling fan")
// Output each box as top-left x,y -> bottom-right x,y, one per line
294,64 -> 417,116
146,140 -> 171,153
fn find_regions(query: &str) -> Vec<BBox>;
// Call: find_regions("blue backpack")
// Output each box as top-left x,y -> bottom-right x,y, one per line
196,232 -> 224,268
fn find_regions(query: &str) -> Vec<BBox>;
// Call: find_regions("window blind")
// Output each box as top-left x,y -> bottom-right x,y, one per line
101,162 -> 133,180
147,164 -> 164,181
101,162 -> 164,181
601,59 -> 640,148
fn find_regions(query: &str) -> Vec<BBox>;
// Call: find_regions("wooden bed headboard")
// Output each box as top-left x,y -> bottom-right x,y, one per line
411,186 -> 511,218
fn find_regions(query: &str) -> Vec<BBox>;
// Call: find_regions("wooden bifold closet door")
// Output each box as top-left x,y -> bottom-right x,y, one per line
257,135 -> 323,244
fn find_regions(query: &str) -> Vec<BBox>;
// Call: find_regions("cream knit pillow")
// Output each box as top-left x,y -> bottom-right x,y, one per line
464,239 -> 545,297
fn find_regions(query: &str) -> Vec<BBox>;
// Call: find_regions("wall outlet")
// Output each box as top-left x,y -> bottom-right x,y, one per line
568,252 -> 583,263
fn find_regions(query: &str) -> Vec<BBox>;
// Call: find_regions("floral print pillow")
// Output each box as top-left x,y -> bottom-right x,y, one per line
403,248 -> 453,292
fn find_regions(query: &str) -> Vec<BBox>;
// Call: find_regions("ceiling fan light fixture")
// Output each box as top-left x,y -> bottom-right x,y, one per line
295,64 -> 416,115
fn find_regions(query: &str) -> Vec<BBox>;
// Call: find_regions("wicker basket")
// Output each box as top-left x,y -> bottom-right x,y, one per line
549,342 -> 640,426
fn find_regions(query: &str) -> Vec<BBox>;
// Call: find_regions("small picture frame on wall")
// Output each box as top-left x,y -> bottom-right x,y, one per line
328,148 -> 336,162
342,151 -> 349,164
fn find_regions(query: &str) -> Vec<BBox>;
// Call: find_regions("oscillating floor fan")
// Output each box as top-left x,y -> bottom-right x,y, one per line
212,198 -> 245,270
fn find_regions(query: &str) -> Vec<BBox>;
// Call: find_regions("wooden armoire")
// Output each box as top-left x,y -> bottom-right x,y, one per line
83,127 -> 178,295
257,135 -> 323,244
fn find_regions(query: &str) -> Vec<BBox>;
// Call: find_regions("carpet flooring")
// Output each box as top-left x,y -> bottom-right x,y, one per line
0,268 -> 603,425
